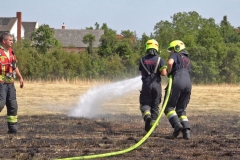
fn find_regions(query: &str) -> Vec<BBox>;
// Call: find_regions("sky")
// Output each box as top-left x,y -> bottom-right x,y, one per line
1,0 -> 240,37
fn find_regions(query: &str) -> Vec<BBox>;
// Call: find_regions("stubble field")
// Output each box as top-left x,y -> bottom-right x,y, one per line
0,79 -> 240,160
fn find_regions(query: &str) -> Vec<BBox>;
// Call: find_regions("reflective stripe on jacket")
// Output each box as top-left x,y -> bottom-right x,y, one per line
0,47 -> 17,83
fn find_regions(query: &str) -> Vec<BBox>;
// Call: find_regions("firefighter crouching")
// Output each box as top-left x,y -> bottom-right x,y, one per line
139,39 -> 167,132
164,40 -> 192,140
0,32 -> 24,134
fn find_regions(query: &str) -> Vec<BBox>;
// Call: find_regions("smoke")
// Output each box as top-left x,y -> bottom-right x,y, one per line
68,76 -> 142,118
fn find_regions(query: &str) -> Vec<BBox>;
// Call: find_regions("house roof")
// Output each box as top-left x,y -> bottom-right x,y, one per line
22,22 -> 38,39
0,17 -> 17,32
54,29 -> 104,48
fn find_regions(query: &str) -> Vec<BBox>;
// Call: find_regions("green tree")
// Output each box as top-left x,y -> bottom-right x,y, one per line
154,11 -> 203,49
154,20 -> 174,49
115,41 -> 133,59
95,22 -> 100,29
171,11 -> 202,43
219,43 -> 240,83
121,30 -> 139,53
83,34 -> 96,54
85,27 -> 93,30
30,24 -> 58,54
220,16 -> 240,43
197,18 -> 223,47
98,23 -> 119,57
121,30 -> 135,39
191,18 -> 226,83
139,34 -> 149,56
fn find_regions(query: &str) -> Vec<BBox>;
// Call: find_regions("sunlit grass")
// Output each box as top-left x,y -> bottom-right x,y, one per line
0,80 -> 239,116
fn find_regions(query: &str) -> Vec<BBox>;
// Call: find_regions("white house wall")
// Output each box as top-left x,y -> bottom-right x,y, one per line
35,21 -> 39,29
9,20 -> 24,40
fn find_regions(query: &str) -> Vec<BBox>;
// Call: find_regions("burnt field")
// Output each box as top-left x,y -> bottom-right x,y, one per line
0,113 -> 239,160
0,81 -> 240,160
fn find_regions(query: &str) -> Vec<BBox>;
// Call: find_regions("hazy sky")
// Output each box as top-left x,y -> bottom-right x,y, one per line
1,0 -> 240,37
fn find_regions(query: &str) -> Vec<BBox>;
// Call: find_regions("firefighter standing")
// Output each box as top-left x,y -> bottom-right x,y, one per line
164,40 -> 191,140
0,32 -> 24,134
139,39 -> 167,132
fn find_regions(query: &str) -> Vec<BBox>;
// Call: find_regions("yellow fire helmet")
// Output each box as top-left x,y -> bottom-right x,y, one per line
168,40 -> 185,52
146,39 -> 159,52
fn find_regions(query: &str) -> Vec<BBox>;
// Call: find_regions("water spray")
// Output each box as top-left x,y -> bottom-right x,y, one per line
68,76 -> 142,118
57,75 -> 173,160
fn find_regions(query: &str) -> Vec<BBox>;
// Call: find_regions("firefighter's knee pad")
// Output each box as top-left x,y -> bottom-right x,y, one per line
0,100 -> 5,112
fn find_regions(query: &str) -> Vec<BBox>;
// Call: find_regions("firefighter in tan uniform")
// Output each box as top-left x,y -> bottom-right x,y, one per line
0,32 -> 24,134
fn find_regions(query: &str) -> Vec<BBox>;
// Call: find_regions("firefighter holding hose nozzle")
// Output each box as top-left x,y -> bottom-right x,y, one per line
139,39 -> 167,132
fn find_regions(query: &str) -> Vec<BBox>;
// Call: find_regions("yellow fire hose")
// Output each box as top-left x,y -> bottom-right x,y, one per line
56,75 -> 173,160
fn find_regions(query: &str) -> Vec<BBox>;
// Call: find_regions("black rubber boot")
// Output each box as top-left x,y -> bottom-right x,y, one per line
172,122 -> 183,138
144,115 -> 152,132
7,122 -> 18,134
182,129 -> 191,140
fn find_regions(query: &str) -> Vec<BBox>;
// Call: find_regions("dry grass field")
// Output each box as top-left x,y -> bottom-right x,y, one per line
0,79 -> 240,160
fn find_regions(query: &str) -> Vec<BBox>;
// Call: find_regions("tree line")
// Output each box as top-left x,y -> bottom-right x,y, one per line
13,11 -> 240,84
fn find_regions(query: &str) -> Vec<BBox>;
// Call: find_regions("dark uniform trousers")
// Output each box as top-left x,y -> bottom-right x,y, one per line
0,82 -> 18,132
164,69 -> 191,129
140,74 -> 162,121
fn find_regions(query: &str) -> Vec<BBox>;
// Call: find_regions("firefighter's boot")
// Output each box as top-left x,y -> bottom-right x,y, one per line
182,129 -> 191,140
7,122 -> 18,134
172,122 -> 183,138
144,115 -> 152,132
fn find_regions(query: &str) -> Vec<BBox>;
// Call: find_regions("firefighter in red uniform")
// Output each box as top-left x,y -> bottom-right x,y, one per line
0,32 -> 24,134
139,39 -> 167,132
